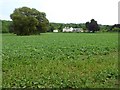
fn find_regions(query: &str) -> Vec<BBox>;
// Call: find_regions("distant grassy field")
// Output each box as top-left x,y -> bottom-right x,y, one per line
2,32 -> 119,88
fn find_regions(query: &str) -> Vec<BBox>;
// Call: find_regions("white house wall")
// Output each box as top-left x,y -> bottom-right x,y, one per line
63,27 -> 83,32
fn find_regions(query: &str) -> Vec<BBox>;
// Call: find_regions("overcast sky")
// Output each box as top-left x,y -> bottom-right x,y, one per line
0,0 -> 119,25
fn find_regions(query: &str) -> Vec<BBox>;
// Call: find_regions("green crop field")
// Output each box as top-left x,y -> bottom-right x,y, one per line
2,33 -> 119,88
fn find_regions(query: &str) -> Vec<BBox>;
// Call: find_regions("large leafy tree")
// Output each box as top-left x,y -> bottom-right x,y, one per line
85,19 -> 100,33
10,7 -> 49,35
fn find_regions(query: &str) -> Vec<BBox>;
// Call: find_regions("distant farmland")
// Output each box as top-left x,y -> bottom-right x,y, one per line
2,33 -> 119,88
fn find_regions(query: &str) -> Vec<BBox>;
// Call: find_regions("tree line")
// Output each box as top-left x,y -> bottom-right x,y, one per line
1,7 -> 120,35
1,19 -> 119,34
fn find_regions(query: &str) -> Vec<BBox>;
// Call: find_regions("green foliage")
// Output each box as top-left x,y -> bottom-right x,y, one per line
2,33 -> 119,88
85,19 -> 100,33
109,24 -> 120,32
112,27 -> 120,32
99,25 -> 111,32
0,20 -> 2,33
48,23 -> 64,32
10,7 -> 49,35
1,20 -> 12,33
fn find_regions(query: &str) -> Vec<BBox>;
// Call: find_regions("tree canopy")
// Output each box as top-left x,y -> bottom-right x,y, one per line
10,7 -> 49,35
85,19 -> 100,33
110,24 -> 120,32
1,20 -> 12,33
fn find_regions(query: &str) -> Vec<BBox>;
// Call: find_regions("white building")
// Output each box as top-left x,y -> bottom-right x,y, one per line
63,27 -> 73,32
63,27 -> 83,32
53,30 -> 58,32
